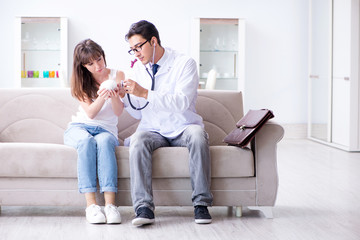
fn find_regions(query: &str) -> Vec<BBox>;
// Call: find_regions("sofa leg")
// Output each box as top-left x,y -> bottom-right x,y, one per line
235,206 -> 242,217
260,207 -> 273,218
248,206 -> 273,219
227,206 -> 233,215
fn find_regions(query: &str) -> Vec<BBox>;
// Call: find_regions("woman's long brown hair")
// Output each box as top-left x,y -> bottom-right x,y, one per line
70,39 -> 107,101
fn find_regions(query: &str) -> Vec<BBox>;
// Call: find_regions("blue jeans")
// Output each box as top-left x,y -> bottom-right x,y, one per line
64,123 -> 119,193
129,124 -> 213,212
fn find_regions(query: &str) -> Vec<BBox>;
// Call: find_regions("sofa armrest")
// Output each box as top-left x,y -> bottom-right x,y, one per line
250,121 -> 284,206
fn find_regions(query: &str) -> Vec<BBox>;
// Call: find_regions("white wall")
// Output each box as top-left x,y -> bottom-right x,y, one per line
0,0 -> 308,124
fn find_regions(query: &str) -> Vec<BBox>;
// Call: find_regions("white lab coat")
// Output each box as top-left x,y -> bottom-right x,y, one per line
122,47 -> 204,140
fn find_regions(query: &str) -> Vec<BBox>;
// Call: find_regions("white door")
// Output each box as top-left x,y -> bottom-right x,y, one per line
331,0 -> 351,147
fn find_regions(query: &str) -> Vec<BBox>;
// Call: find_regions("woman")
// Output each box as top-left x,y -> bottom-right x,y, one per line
64,39 -> 124,224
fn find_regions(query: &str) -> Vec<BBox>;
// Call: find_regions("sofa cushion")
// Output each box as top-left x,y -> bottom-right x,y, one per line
209,146 -> 254,177
117,146 -> 254,178
0,143 -> 77,178
0,144 -> 254,179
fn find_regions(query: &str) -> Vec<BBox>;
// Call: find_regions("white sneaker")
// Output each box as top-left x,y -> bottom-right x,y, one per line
104,204 -> 121,224
85,204 -> 106,224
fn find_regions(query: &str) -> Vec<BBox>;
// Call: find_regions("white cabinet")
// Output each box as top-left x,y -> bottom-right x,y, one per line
332,0 -> 351,79
308,0 -> 360,151
15,17 -> 68,88
191,18 -> 245,91
332,0 -> 352,147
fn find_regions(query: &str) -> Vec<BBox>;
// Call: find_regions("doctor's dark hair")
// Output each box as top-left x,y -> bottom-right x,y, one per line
71,39 -> 106,101
125,20 -> 162,46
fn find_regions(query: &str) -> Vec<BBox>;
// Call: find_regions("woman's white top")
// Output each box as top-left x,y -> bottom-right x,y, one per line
71,69 -> 118,138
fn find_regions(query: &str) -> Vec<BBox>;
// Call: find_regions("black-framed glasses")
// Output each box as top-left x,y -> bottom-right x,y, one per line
128,40 -> 148,55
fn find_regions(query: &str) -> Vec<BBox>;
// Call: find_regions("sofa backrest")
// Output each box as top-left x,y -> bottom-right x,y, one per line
0,88 -> 78,145
196,90 -> 243,146
0,88 -> 243,146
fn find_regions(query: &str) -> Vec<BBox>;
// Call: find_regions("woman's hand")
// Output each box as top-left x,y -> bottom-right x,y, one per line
97,84 -> 124,100
97,88 -> 110,100
117,82 -> 126,98
108,88 -> 118,99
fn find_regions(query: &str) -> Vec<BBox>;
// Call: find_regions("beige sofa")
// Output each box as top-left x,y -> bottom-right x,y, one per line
0,88 -> 284,217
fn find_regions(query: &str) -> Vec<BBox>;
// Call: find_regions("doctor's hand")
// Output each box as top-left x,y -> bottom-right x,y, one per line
123,79 -> 148,99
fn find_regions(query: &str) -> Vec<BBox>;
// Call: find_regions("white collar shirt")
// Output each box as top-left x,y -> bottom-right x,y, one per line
123,47 -> 204,139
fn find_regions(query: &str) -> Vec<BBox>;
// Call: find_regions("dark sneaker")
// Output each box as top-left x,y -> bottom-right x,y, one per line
132,207 -> 155,226
194,205 -> 212,224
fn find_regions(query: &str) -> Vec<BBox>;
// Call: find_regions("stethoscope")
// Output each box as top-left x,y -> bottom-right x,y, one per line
126,64 -> 156,110
127,43 -> 158,110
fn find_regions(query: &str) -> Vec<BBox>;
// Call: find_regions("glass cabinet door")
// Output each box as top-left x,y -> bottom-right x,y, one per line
15,17 -> 68,88
308,0 -> 332,142
191,18 -> 245,91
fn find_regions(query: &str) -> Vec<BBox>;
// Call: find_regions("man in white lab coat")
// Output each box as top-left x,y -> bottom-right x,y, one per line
122,20 -> 213,226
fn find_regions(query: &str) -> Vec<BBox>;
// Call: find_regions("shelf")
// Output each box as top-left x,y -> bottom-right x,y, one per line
16,17 -> 68,88
22,77 -> 60,80
191,17 -> 245,91
21,77 -> 64,88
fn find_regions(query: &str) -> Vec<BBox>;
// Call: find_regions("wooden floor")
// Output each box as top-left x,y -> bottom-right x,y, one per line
1,139 -> 360,240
